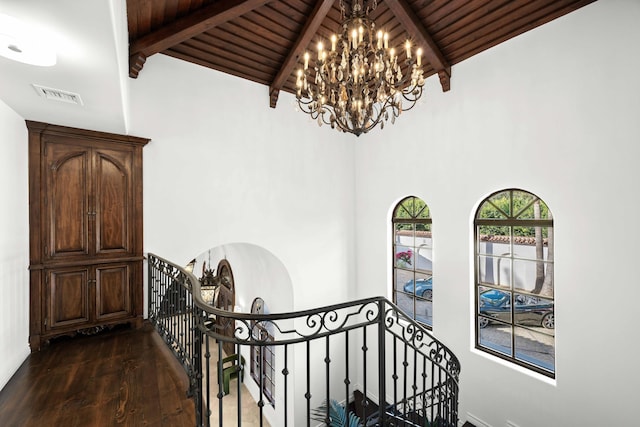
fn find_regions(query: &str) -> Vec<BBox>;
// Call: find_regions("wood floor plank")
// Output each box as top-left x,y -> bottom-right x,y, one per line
0,323 -> 195,427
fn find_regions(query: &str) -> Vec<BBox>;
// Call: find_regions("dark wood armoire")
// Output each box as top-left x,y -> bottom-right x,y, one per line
26,121 -> 149,351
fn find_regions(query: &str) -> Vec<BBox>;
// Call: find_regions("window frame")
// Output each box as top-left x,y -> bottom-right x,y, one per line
250,297 -> 276,407
474,188 -> 555,378
392,196 -> 433,329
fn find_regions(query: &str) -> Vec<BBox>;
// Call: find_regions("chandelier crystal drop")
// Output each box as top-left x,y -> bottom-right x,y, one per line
295,0 -> 425,136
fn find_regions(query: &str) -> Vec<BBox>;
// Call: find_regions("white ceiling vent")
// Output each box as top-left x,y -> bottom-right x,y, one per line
32,84 -> 83,106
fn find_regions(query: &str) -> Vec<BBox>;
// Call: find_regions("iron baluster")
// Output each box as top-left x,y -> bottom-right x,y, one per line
145,253 -> 460,427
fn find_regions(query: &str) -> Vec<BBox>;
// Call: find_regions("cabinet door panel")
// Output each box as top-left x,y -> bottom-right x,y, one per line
95,263 -> 131,320
46,144 -> 90,259
48,268 -> 90,329
94,149 -> 132,255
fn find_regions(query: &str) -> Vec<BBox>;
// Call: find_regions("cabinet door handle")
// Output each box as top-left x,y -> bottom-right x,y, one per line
88,279 -> 96,284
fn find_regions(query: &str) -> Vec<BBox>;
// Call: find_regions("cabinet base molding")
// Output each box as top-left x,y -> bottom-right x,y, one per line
30,317 -> 143,351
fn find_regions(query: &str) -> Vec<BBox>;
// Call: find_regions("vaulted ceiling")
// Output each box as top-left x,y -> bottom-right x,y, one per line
127,0 -> 595,108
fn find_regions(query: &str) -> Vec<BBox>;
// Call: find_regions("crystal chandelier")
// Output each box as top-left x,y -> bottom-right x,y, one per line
296,0 -> 425,136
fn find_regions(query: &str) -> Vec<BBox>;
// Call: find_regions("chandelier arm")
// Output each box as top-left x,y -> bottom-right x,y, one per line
297,98 -> 338,127
294,1 -> 426,136
397,86 -> 424,112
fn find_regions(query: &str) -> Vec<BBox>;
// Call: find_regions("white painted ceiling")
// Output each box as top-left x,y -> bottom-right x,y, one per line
0,0 -> 129,134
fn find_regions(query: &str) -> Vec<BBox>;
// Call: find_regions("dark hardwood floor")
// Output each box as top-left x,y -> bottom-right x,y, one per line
0,323 -> 195,427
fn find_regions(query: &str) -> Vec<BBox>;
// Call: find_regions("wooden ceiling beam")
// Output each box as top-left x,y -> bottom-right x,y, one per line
268,0 -> 334,108
385,0 -> 451,92
129,0 -> 273,78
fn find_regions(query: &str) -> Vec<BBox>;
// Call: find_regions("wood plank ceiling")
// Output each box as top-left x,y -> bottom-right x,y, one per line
127,0 -> 595,108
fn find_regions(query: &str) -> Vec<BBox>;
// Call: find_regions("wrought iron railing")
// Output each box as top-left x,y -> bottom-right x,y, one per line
147,253 -> 460,427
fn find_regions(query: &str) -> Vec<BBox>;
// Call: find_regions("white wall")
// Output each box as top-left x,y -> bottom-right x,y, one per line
189,243 -> 294,314
128,55 -> 356,426
0,99 -> 30,390
187,243 -> 294,426
355,1 -> 640,426
3,2 -> 639,425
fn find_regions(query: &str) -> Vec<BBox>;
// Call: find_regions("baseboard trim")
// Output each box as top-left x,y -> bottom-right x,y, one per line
466,412 -> 492,427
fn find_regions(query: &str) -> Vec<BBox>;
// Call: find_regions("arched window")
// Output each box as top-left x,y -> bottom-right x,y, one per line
392,196 -> 433,328
250,297 -> 275,407
475,189 -> 555,377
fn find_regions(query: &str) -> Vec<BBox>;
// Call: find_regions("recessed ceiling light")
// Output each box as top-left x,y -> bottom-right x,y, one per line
0,14 -> 56,66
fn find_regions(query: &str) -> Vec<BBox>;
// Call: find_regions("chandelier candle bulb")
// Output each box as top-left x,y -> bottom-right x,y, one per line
294,0 -> 425,136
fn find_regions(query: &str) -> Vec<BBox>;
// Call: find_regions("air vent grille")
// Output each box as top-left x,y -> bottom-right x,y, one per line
32,84 -> 83,105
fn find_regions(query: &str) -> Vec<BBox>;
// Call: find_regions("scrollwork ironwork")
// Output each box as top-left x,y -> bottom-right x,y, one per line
147,253 -> 460,427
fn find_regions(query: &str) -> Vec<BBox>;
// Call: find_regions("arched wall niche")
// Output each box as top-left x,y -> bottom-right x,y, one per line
189,242 -> 294,315
188,242 -> 295,426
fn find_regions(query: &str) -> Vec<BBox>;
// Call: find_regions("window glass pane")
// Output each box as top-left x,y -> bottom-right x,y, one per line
394,200 -> 411,218
478,255 -> 511,288
478,317 -> 512,357
511,230 -> 550,261
513,295 -> 554,329
265,366 -> 274,381
415,200 -> 430,219
413,272 -> 433,326
410,272 -> 432,299
479,288 -> 512,324
513,228 -> 550,257
415,297 -> 432,326
512,259 -> 553,295
538,200 -> 551,219
483,191 -> 511,218
512,259 -> 537,292
395,222 -> 414,242
395,246 -> 414,269
402,198 -> 416,217
414,231 -> 432,273
510,191 -> 536,218
395,290 -> 415,320
537,273 -> 553,299
477,226 -> 511,255
397,198 -> 416,218
265,347 -> 273,366
395,269 -> 413,293
514,326 -> 555,373
513,196 -> 550,220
